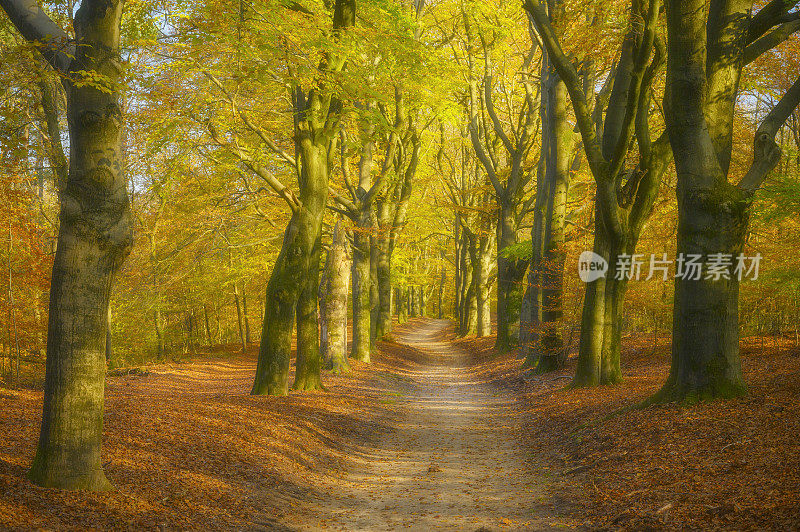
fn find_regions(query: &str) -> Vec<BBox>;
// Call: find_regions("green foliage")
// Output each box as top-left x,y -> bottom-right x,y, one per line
499,240 -> 532,262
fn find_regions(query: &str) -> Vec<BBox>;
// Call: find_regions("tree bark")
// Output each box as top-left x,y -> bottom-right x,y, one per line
105,304 -> 112,366
234,283 -> 246,351
154,309 -> 164,359
242,288 -> 251,346
293,229 -> 323,391
351,220 -> 371,362
252,141 -> 329,395
476,233 -> 493,336
375,202 -> 392,339
531,48 -> 572,372
17,0 -> 133,491
203,304 -> 212,345
395,286 -> 407,323
321,219 -> 350,374
369,220 -> 379,340
495,204 -> 523,350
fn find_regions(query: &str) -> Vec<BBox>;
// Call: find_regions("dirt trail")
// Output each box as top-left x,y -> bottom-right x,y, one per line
0,319 -> 571,531
302,319 -> 568,531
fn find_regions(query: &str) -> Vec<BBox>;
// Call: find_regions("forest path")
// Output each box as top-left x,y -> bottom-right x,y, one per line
306,318 -> 568,531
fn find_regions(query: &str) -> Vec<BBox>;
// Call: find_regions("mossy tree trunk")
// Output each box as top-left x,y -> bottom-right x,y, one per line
375,202 -> 392,339
528,43 -> 573,372
351,214 -> 372,362
251,0 -> 355,395
650,0 -> 800,401
234,283 -> 246,351
293,226 -> 323,391
1,0 -> 134,491
252,138 -> 331,395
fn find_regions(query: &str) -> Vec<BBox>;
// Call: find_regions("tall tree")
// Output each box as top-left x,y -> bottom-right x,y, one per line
1,0 -> 132,489
464,8 -> 540,350
331,90 -> 403,361
252,0 -> 356,394
520,1 -> 576,371
652,0 -> 800,401
526,0 -> 671,385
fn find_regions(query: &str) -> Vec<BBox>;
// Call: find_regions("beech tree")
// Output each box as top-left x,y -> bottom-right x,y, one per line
652,0 -> 800,401
440,126 -> 496,337
463,6 -> 539,350
525,0 -> 672,385
520,1 -> 576,371
320,218 -> 350,374
0,0 -> 132,489
331,89 -> 404,362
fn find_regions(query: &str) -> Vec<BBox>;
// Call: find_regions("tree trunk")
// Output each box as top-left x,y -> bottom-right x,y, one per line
375,203 -> 392,339
438,265 -> 446,319
293,230 -> 323,391
534,62 -> 571,373
476,235 -> 492,337
252,141 -> 328,395
572,212 -> 625,385
396,286 -> 407,323
154,309 -> 164,359
242,288 -> 251,346
351,219 -> 371,362
251,0 -> 352,395
495,203 -> 519,350
234,283 -> 246,351
321,219 -> 350,374
458,231 -> 472,331
369,221 -> 379,340
463,278 -> 478,336
105,305 -> 112,366
454,215 -> 463,320
650,0 -> 768,402
27,0 -> 132,491
462,233 -> 479,336
203,304 -> 212,345
652,187 -> 748,401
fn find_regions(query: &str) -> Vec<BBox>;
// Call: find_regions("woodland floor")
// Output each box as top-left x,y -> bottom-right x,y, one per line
0,319 -> 799,530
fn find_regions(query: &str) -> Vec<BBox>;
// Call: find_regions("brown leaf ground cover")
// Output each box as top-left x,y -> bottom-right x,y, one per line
1,319 -> 799,531
455,333 -> 800,531
0,340 -> 421,530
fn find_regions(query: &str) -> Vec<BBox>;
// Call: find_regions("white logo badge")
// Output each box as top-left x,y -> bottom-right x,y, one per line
578,251 -> 608,282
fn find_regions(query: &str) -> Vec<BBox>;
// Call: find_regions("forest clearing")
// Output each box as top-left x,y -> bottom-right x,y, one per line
2,0 -> 800,529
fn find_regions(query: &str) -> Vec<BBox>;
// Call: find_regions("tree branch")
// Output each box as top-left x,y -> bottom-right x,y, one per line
744,18 -> 800,65
524,0 -> 606,180
202,69 -> 298,169
607,0 -> 661,182
0,0 -> 73,73
739,73 -> 800,191
206,121 -> 301,212
748,0 -> 800,44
